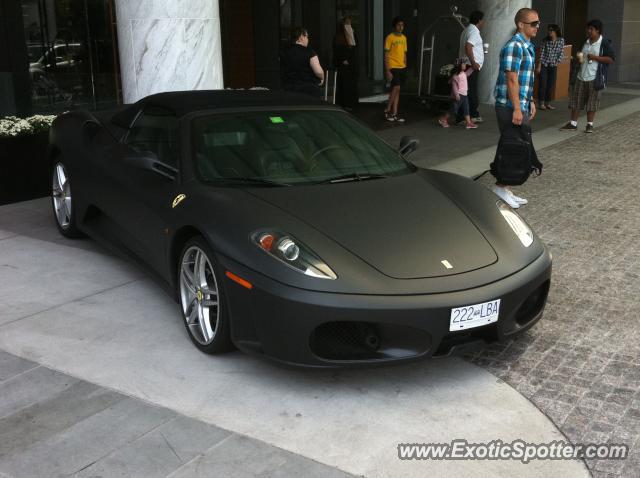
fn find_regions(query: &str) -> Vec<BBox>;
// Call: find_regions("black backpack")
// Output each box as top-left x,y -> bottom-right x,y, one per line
490,124 -> 543,186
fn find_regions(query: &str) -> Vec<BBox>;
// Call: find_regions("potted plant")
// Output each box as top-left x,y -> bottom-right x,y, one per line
0,114 -> 56,205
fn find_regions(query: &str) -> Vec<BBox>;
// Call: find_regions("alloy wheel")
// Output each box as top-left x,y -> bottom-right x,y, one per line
179,246 -> 220,345
52,162 -> 72,229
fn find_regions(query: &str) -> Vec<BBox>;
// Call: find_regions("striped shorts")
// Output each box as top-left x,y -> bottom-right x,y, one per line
569,79 -> 601,111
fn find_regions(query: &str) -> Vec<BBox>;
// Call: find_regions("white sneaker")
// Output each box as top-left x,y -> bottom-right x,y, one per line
508,190 -> 528,205
492,186 -> 520,208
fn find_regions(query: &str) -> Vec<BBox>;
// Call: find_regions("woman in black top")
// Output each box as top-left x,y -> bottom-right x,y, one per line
280,27 -> 325,97
333,16 -> 358,109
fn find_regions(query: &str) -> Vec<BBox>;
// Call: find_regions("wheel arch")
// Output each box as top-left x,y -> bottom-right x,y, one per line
49,145 -> 61,161
169,225 -> 207,292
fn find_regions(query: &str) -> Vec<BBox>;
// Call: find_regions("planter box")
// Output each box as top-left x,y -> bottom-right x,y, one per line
0,131 -> 50,206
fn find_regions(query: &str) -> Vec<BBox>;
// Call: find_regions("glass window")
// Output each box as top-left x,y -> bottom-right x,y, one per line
192,110 -> 413,186
21,0 -> 120,114
125,106 -> 180,167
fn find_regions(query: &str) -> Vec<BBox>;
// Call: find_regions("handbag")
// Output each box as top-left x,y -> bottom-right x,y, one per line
490,124 -> 543,186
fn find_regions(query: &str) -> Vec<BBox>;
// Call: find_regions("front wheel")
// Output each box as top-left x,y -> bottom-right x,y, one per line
178,237 -> 234,354
51,160 -> 83,238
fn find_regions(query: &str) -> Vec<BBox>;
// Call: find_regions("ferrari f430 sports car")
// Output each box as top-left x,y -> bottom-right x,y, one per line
49,90 -> 551,367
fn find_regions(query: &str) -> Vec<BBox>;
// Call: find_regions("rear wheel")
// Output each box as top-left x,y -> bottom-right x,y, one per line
51,160 -> 83,238
178,236 -> 234,354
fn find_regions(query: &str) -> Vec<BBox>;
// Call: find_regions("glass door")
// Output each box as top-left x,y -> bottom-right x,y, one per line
21,0 -> 120,113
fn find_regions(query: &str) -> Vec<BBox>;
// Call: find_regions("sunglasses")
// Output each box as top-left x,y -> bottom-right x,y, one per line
523,20 -> 542,28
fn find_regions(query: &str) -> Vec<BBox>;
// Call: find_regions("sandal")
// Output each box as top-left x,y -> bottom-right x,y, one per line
546,104 -> 556,110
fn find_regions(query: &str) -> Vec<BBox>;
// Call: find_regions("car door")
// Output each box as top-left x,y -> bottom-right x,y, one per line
101,105 -> 182,279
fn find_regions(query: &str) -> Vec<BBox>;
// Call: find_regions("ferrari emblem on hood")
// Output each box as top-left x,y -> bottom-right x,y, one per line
172,194 -> 186,208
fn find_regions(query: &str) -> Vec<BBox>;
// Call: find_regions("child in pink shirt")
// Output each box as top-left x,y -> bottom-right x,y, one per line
438,61 -> 477,129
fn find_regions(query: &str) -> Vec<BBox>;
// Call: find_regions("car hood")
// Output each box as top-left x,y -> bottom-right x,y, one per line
245,172 -> 497,279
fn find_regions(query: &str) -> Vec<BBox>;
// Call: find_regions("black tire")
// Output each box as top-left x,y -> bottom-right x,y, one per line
177,236 -> 234,354
51,159 -> 84,238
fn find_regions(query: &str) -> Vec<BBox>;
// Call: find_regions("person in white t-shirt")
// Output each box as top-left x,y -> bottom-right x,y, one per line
560,19 -> 615,133
458,10 -> 485,123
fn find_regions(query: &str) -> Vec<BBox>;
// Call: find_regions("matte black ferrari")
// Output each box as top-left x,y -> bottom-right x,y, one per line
49,90 -> 551,367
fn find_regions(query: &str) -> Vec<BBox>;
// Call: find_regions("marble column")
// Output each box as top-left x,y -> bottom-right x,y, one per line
477,0 -> 532,105
114,0 -> 223,104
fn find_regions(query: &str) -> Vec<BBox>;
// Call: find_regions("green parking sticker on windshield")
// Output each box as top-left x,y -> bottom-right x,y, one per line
269,116 -> 285,124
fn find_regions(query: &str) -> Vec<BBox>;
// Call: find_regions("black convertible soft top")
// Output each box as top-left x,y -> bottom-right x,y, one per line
111,90 -> 329,128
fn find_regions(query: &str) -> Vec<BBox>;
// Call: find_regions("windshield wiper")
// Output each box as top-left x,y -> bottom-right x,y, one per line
214,177 -> 291,187
320,173 -> 388,184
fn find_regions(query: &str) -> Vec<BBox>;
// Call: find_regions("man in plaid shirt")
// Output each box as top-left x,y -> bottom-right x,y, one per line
492,8 -> 540,209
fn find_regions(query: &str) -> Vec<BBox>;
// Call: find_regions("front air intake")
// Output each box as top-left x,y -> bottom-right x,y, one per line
309,321 -> 431,362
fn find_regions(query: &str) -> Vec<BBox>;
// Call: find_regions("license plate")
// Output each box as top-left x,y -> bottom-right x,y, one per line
449,299 -> 501,331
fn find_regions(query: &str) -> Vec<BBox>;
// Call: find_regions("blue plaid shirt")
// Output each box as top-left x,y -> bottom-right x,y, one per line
494,33 -> 536,112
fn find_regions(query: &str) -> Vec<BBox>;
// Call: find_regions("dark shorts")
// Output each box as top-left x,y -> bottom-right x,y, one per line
495,105 -> 531,134
390,68 -> 406,87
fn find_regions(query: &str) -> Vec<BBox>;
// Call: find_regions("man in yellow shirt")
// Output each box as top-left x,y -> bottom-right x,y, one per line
384,17 -> 407,123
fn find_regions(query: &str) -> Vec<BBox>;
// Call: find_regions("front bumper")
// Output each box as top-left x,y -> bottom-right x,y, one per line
217,249 -> 552,368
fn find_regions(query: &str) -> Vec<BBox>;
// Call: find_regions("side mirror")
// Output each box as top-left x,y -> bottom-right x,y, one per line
399,136 -> 420,157
125,150 -> 177,180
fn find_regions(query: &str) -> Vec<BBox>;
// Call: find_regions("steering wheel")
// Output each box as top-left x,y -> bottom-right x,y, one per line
309,145 -> 349,161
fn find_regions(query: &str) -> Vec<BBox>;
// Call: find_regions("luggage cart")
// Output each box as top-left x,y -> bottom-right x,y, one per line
417,6 -> 468,108
323,69 -> 338,104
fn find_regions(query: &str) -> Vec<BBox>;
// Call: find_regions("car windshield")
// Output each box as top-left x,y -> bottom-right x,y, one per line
191,110 -> 414,186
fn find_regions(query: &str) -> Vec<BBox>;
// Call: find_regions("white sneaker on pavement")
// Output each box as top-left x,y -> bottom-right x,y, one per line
492,186 -> 520,208
508,190 -> 528,205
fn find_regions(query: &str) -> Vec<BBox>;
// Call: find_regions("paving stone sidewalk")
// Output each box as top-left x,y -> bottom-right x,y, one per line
0,350 -> 353,478
467,112 -> 640,478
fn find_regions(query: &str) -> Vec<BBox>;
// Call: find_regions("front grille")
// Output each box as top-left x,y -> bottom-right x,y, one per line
309,322 -> 381,361
434,324 -> 499,357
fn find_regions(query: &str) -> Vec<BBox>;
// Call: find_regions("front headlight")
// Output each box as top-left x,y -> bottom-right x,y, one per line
252,230 -> 337,280
497,201 -> 534,247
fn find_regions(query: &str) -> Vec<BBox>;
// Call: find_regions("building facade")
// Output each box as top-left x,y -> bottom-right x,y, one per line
1,0 -> 638,117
